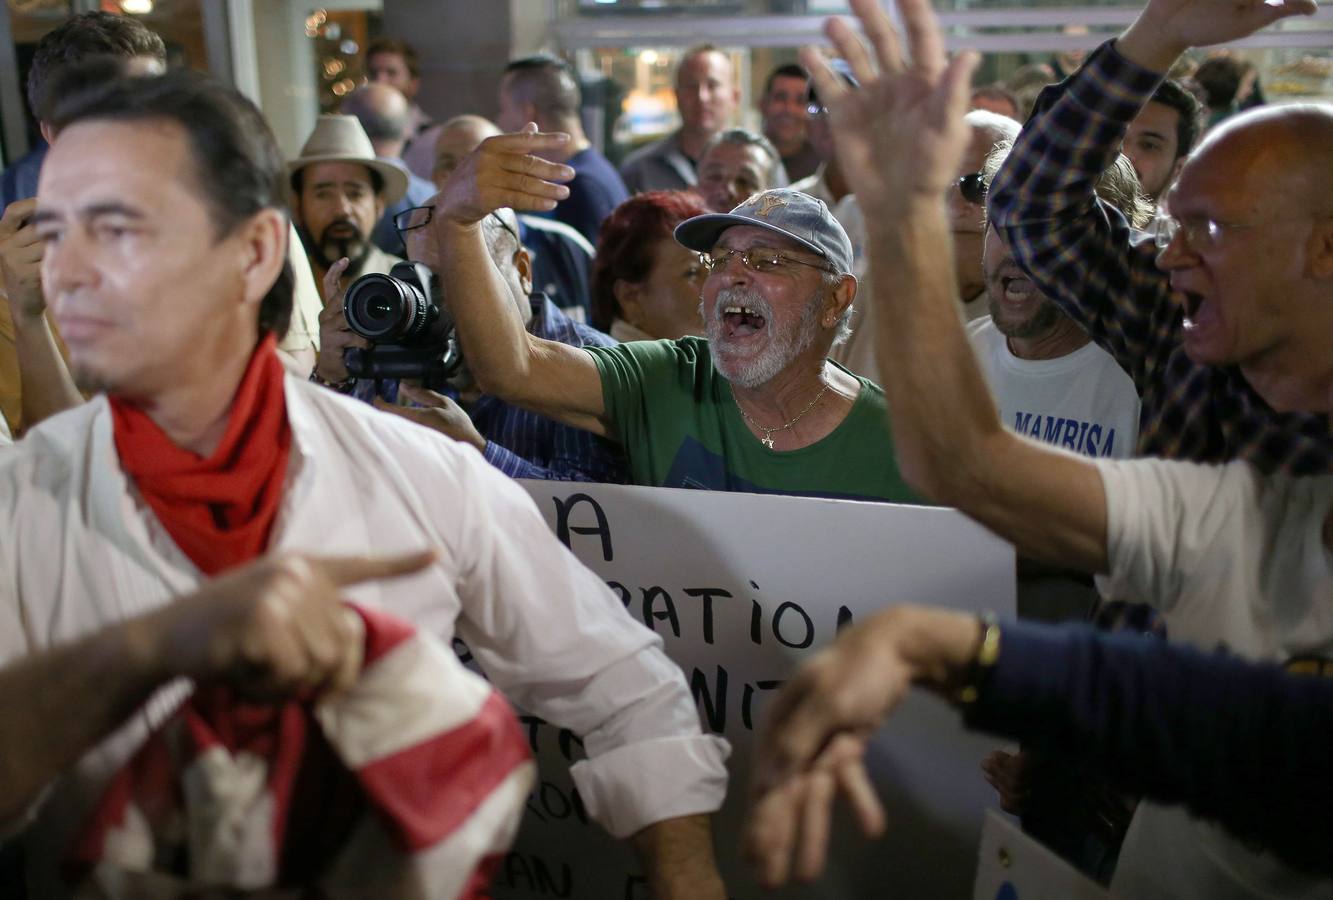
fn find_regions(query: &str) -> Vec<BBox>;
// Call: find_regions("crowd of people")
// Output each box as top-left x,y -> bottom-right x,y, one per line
0,0 -> 1329,896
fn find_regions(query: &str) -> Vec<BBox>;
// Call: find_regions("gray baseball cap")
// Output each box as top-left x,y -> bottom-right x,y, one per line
674,189 -> 855,276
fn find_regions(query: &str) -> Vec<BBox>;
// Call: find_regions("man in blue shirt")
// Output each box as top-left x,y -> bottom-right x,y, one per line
496,55 -> 628,245
1,12 -> 165,211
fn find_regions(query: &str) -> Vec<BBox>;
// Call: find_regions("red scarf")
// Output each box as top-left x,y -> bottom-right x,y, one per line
110,334 -> 291,574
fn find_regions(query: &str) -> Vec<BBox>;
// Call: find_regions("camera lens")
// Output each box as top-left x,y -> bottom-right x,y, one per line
367,297 -> 396,325
345,273 -> 429,341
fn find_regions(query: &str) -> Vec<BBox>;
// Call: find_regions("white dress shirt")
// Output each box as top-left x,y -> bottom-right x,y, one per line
0,377 -> 729,891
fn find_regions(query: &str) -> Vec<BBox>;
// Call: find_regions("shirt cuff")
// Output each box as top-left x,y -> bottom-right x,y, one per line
482,440 -> 538,479
1068,39 -> 1169,124
964,620 -> 1075,738
570,734 -> 731,838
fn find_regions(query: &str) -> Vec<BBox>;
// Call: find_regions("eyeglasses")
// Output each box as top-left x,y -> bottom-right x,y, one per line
698,246 -> 835,276
958,172 -> 987,206
1150,212 -> 1255,250
393,205 -> 520,247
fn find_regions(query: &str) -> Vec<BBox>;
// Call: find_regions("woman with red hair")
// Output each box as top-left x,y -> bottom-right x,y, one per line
591,191 -> 711,341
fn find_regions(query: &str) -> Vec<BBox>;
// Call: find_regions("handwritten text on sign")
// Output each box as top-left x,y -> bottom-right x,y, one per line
493,482 -> 1016,900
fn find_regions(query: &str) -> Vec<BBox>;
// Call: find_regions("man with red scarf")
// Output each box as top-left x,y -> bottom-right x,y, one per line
0,67 -> 728,896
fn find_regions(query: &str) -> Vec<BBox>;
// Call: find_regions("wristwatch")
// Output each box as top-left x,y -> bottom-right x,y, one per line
953,612 -> 1002,707
309,369 -> 355,394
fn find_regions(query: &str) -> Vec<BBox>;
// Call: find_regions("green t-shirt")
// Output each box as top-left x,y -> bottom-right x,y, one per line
585,337 -> 920,503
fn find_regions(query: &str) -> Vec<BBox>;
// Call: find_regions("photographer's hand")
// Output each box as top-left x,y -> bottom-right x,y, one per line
434,124 -> 574,229
315,256 -> 367,386
374,384 -> 486,452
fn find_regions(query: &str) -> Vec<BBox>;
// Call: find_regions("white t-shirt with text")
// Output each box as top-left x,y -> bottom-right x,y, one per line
969,316 -> 1140,459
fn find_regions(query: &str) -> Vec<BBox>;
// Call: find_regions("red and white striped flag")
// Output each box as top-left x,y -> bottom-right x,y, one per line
69,605 -> 534,899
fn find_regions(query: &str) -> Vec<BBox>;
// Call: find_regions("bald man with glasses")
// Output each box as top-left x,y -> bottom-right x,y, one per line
987,0 -> 1332,474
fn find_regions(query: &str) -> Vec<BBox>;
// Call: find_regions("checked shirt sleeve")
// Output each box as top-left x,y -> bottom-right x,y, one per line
988,41 -> 1178,388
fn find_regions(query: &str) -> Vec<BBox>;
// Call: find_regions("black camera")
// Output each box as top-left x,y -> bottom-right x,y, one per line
342,261 -> 461,388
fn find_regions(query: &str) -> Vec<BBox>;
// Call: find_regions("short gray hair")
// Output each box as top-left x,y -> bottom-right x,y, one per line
823,269 -> 854,346
703,128 -> 790,189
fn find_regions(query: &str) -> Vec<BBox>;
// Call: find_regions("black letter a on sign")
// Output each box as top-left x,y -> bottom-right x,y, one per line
554,493 -> 614,562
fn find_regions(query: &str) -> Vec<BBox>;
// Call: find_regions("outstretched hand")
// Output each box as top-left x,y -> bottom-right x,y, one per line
799,0 -> 977,211
745,604 -> 982,887
433,123 -> 574,229
745,607 -> 914,887
1121,0 -> 1317,70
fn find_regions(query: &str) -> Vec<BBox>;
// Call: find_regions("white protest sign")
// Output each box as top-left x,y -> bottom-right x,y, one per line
489,482 -> 1015,900
974,811 -> 1115,900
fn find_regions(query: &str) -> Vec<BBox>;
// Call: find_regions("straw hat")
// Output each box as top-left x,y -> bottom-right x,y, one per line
286,114 -> 409,206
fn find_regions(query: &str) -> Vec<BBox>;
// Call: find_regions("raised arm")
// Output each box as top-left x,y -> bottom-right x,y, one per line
429,129 -> 611,437
804,0 -> 1108,573
986,0 -> 1315,377
0,199 -> 82,432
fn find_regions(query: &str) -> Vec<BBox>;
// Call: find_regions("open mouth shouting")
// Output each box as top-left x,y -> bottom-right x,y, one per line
1000,273 -> 1036,303
722,304 -> 768,338
710,287 -> 774,346
1179,288 -> 1204,329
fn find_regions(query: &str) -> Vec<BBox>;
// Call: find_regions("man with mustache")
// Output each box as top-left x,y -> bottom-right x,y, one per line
430,145 -> 918,501
969,147 -> 1151,463
289,115 -> 408,389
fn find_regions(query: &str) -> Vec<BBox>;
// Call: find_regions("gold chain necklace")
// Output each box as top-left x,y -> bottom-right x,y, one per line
738,384 -> 830,449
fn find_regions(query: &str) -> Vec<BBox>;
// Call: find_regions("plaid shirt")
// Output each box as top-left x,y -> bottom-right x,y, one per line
988,40 -> 1331,475
355,294 -> 627,484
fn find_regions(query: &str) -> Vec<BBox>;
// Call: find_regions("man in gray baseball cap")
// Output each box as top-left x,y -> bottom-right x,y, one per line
426,132 -> 920,502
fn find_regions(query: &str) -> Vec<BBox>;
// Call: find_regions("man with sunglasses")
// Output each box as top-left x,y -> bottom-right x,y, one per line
968,147 -> 1151,466
988,0 -> 1332,476
430,137 -> 918,501
951,110 -> 1019,321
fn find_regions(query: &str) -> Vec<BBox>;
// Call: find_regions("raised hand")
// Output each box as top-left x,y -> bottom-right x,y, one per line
1120,0 -> 1317,71
433,124 -> 574,229
799,0 -> 977,212
0,199 -> 45,323
147,550 -> 436,699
